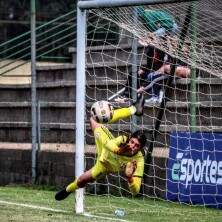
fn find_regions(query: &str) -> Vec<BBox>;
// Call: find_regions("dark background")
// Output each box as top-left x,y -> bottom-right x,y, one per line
0,0 -> 77,43
0,0 -> 118,61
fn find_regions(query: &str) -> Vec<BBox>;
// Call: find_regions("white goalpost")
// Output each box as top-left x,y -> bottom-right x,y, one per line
75,0 -> 222,219
75,5 -> 86,214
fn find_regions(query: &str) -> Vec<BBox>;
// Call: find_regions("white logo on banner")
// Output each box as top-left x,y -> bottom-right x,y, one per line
172,152 -> 222,187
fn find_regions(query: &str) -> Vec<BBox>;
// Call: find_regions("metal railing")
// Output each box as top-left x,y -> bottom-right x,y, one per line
0,9 -> 120,76
0,10 -> 77,76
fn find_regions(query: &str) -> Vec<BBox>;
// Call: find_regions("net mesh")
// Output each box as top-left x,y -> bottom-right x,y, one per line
82,0 -> 222,219
90,0 -> 222,77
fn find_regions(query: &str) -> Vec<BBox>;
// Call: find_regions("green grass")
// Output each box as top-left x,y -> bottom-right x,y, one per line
0,185 -> 222,222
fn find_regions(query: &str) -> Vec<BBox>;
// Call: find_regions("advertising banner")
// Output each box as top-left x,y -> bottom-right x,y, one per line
166,132 -> 222,209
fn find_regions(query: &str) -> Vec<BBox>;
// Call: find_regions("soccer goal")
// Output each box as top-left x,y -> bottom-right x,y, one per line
75,0 -> 222,220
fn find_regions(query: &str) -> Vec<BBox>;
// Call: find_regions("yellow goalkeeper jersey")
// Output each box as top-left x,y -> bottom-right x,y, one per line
94,126 -> 144,177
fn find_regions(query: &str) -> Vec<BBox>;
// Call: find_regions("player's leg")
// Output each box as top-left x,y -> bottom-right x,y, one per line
109,94 -> 145,123
163,64 -> 190,78
54,170 -> 94,201
153,27 -> 166,37
55,161 -> 107,201
109,106 -> 136,123
55,126 -> 110,201
55,126 -> 108,201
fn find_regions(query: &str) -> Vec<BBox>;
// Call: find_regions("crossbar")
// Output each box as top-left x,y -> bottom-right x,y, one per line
78,0 -> 197,9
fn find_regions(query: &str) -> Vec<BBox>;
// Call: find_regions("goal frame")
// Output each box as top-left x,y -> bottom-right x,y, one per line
75,0 -> 197,214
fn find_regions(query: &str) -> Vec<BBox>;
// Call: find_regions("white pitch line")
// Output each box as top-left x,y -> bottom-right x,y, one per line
0,200 -> 69,213
83,212 -> 130,222
0,200 -> 130,221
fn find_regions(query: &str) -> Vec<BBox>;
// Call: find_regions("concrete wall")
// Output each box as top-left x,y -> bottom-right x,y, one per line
0,146 -> 167,198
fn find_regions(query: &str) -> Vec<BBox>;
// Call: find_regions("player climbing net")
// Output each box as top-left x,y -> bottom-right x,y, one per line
89,0 -> 221,77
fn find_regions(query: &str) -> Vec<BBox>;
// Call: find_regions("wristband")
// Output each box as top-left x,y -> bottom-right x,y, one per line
127,177 -> 134,183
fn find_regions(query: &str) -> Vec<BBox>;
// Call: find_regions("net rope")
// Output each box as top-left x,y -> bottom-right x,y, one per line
90,0 -> 222,77
82,0 -> 222,219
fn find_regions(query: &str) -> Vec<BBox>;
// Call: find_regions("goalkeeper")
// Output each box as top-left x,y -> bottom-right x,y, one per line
55,95 -> 147,200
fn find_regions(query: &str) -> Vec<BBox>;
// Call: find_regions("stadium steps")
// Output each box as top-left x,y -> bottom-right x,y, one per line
0,142 -> 168,158
35,62 -> 213,84
0,44 -> 221,145
0,86 -> 221,143
0,119 -> 221,144
70,44 -> 146,65
0,77 -> 220,102
0,100 -> 221,124
69,44 -> 214,78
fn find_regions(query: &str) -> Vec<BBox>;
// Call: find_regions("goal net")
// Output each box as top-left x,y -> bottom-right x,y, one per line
79,0 -> 222,220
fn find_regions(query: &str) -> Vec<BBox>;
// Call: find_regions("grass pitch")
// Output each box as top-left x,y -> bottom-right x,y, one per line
0,185 -> 222,222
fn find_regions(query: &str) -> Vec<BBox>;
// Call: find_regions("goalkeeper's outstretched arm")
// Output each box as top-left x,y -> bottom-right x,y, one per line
125,160 -> 142,195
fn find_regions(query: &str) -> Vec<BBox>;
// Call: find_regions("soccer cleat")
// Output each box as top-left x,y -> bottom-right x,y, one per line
145,96 -> 158,104
134,94 -> 145,116
158,90 -> 164,103
55,187 -> 71,201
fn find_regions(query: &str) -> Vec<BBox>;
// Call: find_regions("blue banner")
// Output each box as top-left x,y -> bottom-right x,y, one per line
166,132 -> 222,209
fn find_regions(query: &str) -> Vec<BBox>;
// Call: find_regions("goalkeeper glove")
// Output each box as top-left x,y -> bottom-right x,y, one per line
125,160 -> 137,178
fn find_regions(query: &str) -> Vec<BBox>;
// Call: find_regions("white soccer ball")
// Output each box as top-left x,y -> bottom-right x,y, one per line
90,100 -> 114,123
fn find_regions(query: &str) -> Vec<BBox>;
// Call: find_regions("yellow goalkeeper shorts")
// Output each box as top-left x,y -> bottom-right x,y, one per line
91,160 -> 108,179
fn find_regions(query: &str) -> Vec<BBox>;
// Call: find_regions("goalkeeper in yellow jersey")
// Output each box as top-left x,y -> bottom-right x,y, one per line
55,94 -> 146,200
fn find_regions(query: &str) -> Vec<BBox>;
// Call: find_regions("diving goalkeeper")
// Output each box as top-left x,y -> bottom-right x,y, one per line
55,94 -> 147,200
